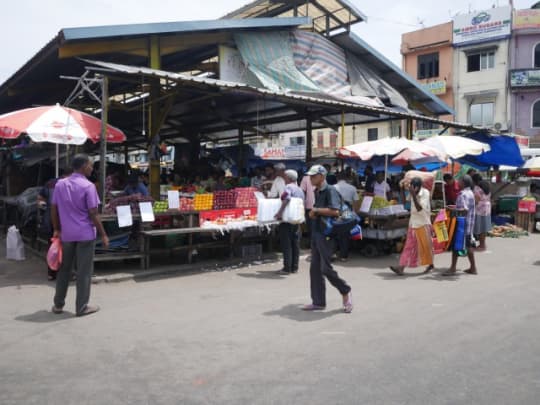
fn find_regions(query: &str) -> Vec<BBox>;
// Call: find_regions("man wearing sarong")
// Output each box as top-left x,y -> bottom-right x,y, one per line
390,177 -> 434,276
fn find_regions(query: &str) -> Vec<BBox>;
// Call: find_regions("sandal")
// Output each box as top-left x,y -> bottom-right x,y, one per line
301,304 -> 326,311
423,265 -> 434,274
76,305 -> 100,317
343,292 -> 353,313
464,269 -> 478,275
51,306 -> 63,314
390,266 -> 404,276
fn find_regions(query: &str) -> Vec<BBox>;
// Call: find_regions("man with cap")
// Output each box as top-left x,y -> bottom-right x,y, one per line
274,170 -> 305,275
303,165 -> 353,313
267,163 -> 286,198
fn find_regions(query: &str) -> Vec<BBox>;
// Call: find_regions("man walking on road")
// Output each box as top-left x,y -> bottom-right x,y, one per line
303,165 -> 353,313
274,170 -> 305,275
51,154 -> 109,317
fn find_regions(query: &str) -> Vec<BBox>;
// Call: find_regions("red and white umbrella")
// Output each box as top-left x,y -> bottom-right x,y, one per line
0,104 -> 126,145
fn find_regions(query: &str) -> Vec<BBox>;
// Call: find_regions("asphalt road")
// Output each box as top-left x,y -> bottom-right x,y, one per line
1,234 -> 540,405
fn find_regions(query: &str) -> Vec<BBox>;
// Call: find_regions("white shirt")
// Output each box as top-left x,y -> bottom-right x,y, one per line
373,181 -> 391,199
409,188 -> 431,228
335,180 -> 359,205
268,176 -> 286,198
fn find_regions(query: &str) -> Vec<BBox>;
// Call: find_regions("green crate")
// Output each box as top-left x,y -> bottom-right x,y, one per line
497,196 -> 520,212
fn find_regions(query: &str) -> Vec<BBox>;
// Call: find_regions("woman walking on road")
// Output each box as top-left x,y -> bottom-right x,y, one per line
390,177 -> 434,276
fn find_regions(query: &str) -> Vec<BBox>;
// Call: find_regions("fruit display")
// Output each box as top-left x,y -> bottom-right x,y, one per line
194,193 -> 214,211
213,190 -> 236,210
235,187 -> 258,208
104,195 -> 154,215
179,197 -> 194,212
153,200 -> 169,213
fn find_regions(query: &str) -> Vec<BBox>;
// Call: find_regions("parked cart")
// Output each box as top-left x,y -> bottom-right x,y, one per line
357,211 -> 410,257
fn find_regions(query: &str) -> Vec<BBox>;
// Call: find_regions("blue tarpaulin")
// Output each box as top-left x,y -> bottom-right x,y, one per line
458,132 -> 524,170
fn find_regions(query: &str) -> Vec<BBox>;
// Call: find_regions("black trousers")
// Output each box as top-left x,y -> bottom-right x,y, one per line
336,232 -> 350,259
279,222 -> 300,272
310,232 -> 351,306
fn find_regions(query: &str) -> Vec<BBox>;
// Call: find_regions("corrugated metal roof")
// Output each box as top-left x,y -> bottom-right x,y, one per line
61,17 -> 310,41
222,0 -> 366,33
332,31 -> 455,116
83,59 -> 478,131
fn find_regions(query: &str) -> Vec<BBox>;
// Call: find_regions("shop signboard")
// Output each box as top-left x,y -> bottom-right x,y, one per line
512,134 -> 530,149
255,146 -> 305,160
414,129 -> 441,140
510,69 -> 540,88
513,9 -> 540,30
422,80 -> 446,95
453,5 -> 512,46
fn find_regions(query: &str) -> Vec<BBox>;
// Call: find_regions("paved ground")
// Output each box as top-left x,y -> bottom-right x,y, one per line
1,234 -> 540,405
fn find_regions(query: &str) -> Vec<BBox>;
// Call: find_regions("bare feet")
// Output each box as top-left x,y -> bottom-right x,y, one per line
442,269 -> 457,276
464,268 -> 478,275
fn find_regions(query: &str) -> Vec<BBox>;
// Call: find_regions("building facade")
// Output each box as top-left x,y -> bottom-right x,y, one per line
401,21 -> 454,138
510,7 -> 540,147
452,5 -> 513,132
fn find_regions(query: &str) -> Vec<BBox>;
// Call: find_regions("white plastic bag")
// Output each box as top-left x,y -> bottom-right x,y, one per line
257,199 -> 282,222
6,225 -> 25,261
283,197 -> 305,224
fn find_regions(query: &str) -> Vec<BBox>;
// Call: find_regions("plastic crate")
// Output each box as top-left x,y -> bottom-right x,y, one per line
497,196 -> 520,212
235,244 -> 262,259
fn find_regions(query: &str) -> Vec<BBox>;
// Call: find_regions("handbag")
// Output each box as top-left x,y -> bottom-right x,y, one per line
322,198 -> 360,237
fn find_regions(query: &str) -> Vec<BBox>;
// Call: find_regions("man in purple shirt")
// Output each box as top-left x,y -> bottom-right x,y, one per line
443,175 -> 478,276
51,154 -> 109,317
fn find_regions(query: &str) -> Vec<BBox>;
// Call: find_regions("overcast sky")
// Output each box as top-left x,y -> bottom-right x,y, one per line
0,0 -> 533,83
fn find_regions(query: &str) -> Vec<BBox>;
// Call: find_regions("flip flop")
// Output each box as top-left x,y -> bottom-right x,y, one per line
301,304 -> 326,311
343,292 -> 353,313
76,305 -> 100,317
464,269 -> 478,275
51,306 -> 63,314
389,266 -> 404,276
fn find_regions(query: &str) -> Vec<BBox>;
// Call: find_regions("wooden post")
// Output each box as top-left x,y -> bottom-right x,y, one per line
306,116 -> 312,163
99,75 -> 109,212
148,35 -> 161,200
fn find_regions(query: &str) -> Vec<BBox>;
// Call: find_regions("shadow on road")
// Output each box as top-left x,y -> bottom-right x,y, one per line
263,304 -> 345,322
236,271 -> 288,280
373,269 -> 464,282
15,310 -> 75,323
534,260 -> 540,266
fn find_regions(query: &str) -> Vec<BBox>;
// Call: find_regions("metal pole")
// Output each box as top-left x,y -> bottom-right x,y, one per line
55,144 -> 59,178
99,75 -> 109,212
306,116 -> 312,163
238,128 -> 244,174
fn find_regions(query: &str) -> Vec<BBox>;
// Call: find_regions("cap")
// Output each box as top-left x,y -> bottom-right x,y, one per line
273,163 -> 286,170
284,169 -> 298,181
305,164 -> 327,176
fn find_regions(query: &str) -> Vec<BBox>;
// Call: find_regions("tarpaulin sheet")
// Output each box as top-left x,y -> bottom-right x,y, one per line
346,52 -> 408,109
234,32 -> 319,92
458,132 -> 525,169
292,30 -> 351,97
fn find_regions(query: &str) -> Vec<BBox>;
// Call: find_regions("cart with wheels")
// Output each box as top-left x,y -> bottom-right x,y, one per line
357,212 -> 410,257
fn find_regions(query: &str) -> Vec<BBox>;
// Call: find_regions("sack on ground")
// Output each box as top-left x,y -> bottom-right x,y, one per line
6,225 -> 25,261
282,197 -> 305,224
47,237 -> 63,271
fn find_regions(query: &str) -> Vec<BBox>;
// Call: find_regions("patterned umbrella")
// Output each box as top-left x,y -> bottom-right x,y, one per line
0,104 -> 126,145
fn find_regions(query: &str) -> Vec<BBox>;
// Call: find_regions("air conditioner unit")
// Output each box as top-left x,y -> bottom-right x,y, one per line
493,122 -> 503,131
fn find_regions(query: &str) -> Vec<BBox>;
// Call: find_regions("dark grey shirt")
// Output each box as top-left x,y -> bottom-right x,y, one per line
313,182 -> 341,234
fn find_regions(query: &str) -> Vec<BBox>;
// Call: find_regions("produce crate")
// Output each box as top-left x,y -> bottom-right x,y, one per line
497,196 -> 520,212
234,243 -> 262,259
515,211 -> 534,233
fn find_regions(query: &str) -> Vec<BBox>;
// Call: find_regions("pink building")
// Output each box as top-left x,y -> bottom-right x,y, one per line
401,22 -> 454,137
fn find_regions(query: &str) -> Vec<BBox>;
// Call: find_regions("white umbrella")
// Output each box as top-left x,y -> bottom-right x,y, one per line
523,156 -> 540,169
339,137 -> 445,161
421,135 -> 490,159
